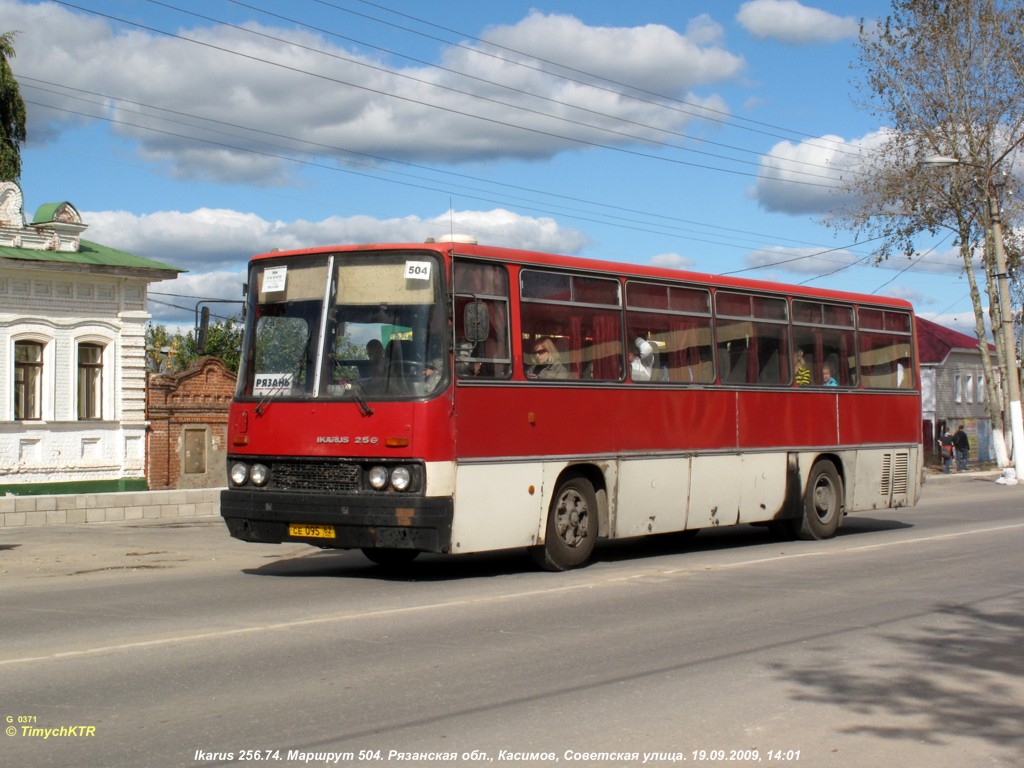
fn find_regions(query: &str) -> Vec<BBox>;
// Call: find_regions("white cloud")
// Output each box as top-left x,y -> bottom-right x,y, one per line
743,244 -> 864,275
749,136 -> 850,214
7,1 -> 746,183
480,11 -> 744,95
649,252 -> 696,270
749,130 -> 891,215
83,208 -> 291,273
741,242 -> 974,283
80,205 -> 587,324
736,0 -> 859,45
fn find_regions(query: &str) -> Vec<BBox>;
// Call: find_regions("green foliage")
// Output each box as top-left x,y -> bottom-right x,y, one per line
253,315 -> 310,380
0,31 -> 27,182
146,316 -> 243,374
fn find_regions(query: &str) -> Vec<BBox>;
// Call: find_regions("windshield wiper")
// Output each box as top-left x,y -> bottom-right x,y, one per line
340,377 -> 374,417
254,378 -> 291,417
255,336 -> 317,417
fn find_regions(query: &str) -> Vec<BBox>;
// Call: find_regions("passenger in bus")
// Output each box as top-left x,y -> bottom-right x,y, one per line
527,338 -> 569,379
629,337 -> 656,381
821,364 -> 838,386
793,349 -> 811,385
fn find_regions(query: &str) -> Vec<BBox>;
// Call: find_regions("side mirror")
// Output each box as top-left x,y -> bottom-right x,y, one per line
463,301 -> 490,343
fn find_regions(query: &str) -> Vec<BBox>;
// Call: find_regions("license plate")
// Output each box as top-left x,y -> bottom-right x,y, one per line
288,523 -> 336,539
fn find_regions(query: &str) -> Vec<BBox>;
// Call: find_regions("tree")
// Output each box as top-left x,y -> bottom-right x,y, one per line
0,31 -> 27,181
145,322 -> 178,374
831,0 -> 1024,467
181,314 -> 243,373
146,316 -> 243,374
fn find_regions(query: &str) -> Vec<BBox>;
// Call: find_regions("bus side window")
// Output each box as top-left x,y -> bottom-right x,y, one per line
453,260 -> 511,380
793,301 -> 858,387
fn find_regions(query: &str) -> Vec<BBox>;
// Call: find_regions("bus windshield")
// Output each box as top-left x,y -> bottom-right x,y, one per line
239,251 -> 446,402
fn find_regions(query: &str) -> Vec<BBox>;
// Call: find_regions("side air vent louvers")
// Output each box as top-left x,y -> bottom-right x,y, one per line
880,451 -> 910,497
880,453 -> 892,496
892,451 -> 910,495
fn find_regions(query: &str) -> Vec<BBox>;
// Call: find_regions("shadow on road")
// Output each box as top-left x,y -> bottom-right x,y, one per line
769,590 -> 1024,755
240,514 -> 915,581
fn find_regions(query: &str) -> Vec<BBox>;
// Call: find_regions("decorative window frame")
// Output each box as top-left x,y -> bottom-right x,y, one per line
9,332 -> 55,422
71,331 -> 117,422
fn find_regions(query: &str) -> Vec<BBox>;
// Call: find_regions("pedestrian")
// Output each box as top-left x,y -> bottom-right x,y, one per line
938,427 -> 954,474
952,425 -> 970,471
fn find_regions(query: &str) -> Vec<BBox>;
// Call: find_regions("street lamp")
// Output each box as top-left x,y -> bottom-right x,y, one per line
923,155 -> 1024,479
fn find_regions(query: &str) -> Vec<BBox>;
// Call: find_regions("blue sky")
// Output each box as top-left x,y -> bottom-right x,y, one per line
4,0 -> 981,331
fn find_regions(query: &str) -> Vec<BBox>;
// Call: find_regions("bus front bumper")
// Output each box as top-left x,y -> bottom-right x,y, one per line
220,489 -> 454,553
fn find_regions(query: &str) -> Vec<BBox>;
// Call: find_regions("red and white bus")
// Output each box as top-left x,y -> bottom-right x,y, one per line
221,237 -> 922,570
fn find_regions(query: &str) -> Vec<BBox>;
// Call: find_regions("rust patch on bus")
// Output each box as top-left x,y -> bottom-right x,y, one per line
395,507 -> 415,527
771,453 -> 804,521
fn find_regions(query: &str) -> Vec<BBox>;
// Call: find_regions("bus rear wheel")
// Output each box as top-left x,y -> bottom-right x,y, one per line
796,460 -> 843,540
530,477 -> 598,571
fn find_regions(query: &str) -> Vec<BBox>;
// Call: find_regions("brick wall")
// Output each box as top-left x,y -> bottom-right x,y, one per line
147,357 -> 236,490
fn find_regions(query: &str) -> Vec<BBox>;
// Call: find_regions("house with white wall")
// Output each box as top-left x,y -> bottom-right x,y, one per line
916,315 -> 994,463
0,180 -> 182,495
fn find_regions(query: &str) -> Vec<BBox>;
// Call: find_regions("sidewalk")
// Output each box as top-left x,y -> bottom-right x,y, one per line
0,467 -> 1014,530
924,467 -> 1007,483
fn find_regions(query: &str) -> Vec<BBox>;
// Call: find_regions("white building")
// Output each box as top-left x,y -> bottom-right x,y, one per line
0,181 -> 181,495
916,315 -> 993,463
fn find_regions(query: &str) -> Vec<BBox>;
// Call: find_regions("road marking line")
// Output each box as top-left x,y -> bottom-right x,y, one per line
0,582 -> 594,667
4,523 -> 1022,667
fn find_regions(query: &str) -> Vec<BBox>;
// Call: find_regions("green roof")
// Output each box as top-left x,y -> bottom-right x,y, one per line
0,239 -> 183,275
31,202 -> 76,224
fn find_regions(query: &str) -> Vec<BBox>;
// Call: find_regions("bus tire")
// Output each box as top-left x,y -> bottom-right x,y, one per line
530,477 -> 598,571
361,548 -> 420,567
796,460 -> 843,540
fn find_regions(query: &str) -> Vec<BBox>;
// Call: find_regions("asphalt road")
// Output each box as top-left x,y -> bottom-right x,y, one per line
2,475 -> 1023,768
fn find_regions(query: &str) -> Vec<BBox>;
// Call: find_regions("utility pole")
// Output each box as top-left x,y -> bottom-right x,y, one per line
985,191 -> 1024,479
924,155 -> 1024,478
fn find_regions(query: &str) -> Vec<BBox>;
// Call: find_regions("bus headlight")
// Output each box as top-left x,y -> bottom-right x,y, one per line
390,466 -> 412,491
250,463 -> 269,487
368,466 -> 389,490
230,462 -> 249,486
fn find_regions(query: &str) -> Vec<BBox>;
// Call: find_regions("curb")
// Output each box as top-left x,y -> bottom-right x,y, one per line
924,470 -> 1007,483
0,487 -> 223,528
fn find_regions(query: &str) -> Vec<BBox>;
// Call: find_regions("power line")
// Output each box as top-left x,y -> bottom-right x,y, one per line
27,1 -> 943,292
53,0 -> 846,188
16,76 -> 830,244
322,0 -> 872,159
871,233 -> 954,293
224,0 -> 856,178
20,90 -> 867,258
20,93 -> 908,285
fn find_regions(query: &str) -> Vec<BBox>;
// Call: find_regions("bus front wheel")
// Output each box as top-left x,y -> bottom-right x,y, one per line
530,477 -> 598,571
796,460 -> 843,540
